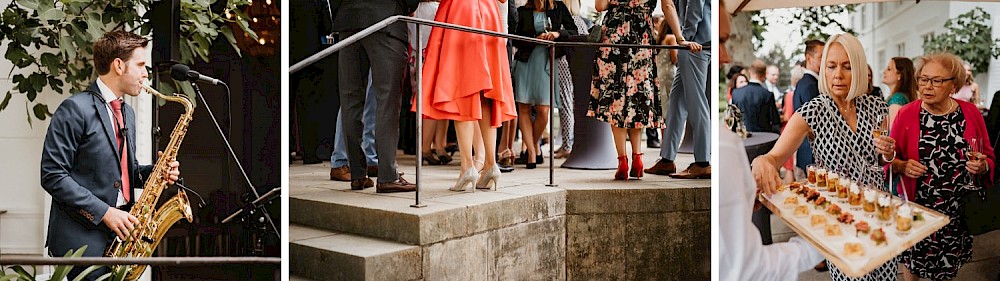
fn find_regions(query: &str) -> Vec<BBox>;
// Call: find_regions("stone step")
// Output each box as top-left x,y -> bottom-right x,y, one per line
290,224 -> 422,281
289,184 -> 565,246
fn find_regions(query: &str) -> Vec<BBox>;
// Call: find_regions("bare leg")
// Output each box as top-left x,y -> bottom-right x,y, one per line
479,101 -> 497,170
499,120 -> 514,160
517,103 -> 537,164
532,105 -> 550,157
421,118 -> 438,155
434,120 -> 449,155
628,129 -> 642,155
473,121 -> 486,171
611,127 -> 627,157
901,265 -> 920,281
455,120 -> 478,172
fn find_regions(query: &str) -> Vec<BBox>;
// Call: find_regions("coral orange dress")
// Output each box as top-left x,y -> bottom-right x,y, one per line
413,0 -> 516,127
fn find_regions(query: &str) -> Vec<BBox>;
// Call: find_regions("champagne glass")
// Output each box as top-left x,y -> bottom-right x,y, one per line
964,137 -> 982,189
871,114 -> 890,192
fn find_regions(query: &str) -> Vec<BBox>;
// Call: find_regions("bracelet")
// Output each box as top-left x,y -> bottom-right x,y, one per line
881,150 -> 895,163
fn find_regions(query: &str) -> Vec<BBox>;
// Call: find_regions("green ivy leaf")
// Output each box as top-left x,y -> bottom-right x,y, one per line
39,7 -> 64,21
29,72 -> 48,94
1,92 -> 11,110
219,26 -> 241,57
15,0 -> 40,11
58,35 -> 76,60
39,52 -> 60,73
32,103 -> 50,120
4,45 -> 32,67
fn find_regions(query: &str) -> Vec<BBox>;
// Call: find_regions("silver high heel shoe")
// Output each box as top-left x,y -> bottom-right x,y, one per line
475,165 -> 501,190
450,168 -> 479,192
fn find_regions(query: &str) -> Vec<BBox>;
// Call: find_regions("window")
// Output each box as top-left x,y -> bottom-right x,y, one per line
877,3 -> 884,19
860,6 -> 867,29
897,42 -> 906,57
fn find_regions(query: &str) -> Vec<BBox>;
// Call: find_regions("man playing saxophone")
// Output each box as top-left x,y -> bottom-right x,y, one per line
40,30 -> 181,280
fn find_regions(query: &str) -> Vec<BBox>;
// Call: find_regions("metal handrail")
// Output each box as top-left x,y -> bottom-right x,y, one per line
291,15 -> 707,208
0,257 -> 280,266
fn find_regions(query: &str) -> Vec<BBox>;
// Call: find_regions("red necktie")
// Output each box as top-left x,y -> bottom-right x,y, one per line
110,99 -> 130,203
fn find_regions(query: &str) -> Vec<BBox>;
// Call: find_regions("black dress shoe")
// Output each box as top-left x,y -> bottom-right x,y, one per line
514,151 -> 528,165
647,139 -> 661,148
376,176 -> 417,193
351,178 -> 374,190
536,154 -> 544,165
498,163 -> 514,173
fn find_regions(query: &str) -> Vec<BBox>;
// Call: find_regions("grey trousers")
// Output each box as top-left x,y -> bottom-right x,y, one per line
660,50 -> 711,162
339,31 -> 407,182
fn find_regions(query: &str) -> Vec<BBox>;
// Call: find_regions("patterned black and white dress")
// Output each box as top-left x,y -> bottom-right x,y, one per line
798,94 -> 896,281
900,106 -> 974,280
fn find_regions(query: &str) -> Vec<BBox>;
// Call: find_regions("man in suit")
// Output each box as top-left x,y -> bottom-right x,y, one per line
291,0 -> 336,164
766,65 -> 782,111
331,0 -> 418,192
40,31 -> 180,280
793,40 -> 824,173
732,60 -> 781,134
792,38 -> 826,272
646,0 -> 712,179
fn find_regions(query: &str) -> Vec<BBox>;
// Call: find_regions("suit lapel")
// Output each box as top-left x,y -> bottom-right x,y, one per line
87,82 -> 122,167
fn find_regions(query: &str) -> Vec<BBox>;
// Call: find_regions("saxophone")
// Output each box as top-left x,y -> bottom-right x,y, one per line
105,84 -> 195,281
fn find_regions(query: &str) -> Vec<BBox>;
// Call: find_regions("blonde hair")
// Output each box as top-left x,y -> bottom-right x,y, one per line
914,52 -> 968,94
818,33 -> 869,101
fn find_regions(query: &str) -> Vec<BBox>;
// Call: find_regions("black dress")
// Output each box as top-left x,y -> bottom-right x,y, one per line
901,106 -> 975,280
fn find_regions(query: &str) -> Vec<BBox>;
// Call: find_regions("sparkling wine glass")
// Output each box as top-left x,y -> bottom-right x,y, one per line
964,137 -> 983,189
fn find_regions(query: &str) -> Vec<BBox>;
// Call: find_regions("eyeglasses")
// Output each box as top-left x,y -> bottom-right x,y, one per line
916,76 -> 955,87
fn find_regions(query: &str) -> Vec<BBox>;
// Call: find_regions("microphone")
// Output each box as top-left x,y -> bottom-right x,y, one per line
170,64 -> 222,85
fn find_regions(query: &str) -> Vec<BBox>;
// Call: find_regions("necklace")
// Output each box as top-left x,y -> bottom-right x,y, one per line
837,101 -> 855,115
922,99 -> 956,116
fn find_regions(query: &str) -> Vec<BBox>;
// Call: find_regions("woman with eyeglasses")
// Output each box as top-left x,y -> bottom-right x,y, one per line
888,52 -> 995,281
751,33 -> 898,281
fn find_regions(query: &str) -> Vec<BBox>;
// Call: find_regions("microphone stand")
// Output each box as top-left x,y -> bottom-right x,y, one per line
188,81 -> 280,238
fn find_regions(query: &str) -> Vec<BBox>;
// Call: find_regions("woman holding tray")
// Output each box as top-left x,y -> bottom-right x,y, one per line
750,33 -> 898,281
888,52 -> 996,281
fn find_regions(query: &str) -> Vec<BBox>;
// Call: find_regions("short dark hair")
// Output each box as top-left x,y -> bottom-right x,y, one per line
804,39 -> 825,57
93,31 -> 150,75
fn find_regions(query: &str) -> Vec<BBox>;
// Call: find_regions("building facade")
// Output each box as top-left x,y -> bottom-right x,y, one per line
851,1 -> 1000,108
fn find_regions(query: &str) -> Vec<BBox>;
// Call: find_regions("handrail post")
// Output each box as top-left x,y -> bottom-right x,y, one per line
547,44 -> 557,187
412,23 -> 426,208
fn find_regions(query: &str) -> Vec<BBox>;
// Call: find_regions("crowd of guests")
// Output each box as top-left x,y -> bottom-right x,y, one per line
723,33 -> 999,281
291,0 -> 710,194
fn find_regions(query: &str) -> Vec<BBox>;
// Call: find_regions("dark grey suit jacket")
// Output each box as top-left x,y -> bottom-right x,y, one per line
330,0 -> 418,42
40,82 -> 152,257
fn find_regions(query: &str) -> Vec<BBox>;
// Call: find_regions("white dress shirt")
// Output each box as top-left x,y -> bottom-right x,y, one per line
96,77 -> 129,208
719,130 -> 824,281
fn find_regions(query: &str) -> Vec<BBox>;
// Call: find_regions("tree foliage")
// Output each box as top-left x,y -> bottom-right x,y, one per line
0,0 -> 257,125
785,5 -> 856,42
922,7 -> 1000,75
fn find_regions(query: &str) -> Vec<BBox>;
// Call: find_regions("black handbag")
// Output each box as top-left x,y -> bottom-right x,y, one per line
587,12 -> 605,43
962,184 -> 1000,235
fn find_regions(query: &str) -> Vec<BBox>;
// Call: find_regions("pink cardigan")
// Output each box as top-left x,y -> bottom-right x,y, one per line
889,99 -> 995,201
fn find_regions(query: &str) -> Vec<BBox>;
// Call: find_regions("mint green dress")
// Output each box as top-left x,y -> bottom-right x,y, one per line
886,92 -> 910,195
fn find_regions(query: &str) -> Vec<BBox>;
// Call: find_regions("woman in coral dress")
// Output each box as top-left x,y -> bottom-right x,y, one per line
416,0 -> 516,191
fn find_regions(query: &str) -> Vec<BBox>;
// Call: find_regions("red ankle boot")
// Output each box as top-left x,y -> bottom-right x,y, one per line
630,153 -> 644,178
615,156 -> 629,181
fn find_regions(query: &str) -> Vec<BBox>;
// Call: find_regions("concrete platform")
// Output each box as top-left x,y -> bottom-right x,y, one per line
289,146 -> 710,280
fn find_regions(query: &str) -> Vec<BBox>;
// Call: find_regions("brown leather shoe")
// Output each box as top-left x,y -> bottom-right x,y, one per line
351,178 -> 374,190
367,166 -> 378,178
669,164 -> 712,179
330,166 -> 351,181
644,159 -> 676,175
376,176 -> 417,193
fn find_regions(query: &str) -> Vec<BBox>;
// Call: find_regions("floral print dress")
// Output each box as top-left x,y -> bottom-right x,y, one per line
586,0 -> 663,129
901,107 -> 975,280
